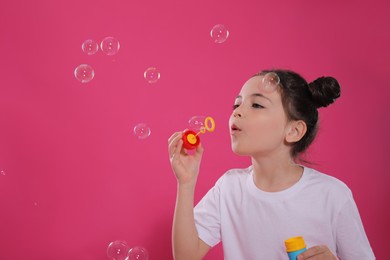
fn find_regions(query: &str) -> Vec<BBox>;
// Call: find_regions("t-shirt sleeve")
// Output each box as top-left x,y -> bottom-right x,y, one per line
335,191 -> 375,259
193,176 -> 224,247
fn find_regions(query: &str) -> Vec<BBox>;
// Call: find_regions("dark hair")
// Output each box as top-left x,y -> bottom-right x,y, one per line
255,69 -> 341,159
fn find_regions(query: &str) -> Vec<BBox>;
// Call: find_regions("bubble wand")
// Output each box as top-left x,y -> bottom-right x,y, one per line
182,116 -> 216,150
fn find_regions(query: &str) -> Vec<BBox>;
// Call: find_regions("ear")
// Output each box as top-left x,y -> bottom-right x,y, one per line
285,120 -> 307,143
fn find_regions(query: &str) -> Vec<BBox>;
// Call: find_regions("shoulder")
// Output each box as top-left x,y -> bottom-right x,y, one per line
215,166 -> 252,187
303,167 -> 352,198
222,166 -> 251,179
224,166 -> 252,177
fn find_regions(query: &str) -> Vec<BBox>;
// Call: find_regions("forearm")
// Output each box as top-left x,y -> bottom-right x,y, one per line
172,183 -> 203,260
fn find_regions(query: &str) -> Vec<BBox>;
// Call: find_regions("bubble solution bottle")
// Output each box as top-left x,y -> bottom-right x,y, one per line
285,236 -> 307,260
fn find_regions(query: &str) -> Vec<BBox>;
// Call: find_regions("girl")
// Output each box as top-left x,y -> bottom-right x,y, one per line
168,69 -> 375,260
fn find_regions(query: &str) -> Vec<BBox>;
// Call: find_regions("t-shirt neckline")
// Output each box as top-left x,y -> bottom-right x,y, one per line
246,165 -> 309,200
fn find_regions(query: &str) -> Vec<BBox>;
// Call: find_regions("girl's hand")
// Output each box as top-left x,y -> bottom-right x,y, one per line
298,245 -> 337,260
168,131 -> 204,186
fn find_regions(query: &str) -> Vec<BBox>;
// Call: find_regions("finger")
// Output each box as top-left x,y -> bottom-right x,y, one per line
168,132 -> 182,145
173,139 -> 185,159
168,132 -> 183,155
168,133 -> 180,150
298,245 -> 328,259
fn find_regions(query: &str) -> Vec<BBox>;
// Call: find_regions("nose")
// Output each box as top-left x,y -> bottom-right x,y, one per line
233,111 -> 242,118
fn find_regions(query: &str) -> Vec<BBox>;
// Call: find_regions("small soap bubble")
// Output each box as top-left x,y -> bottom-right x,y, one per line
100,37 -> 120,56
74,64 -> 94,83
263,72 -> 280,85
1,170 -> 5,176
261,72 -> 280,93
188,115 -> 206,131
144,67 -> 160,83
107,240 -> 129,260
82,39 -> 99,55
210,24 -> 229,43
133,123 -> 151,139
126,246 -> 149,260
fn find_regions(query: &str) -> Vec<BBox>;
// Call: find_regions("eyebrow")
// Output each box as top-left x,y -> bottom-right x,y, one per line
235,93 -> 272,103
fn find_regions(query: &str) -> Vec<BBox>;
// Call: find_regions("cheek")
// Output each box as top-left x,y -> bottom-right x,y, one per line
228,113 -> 234,123
228,114 -> 234,128
252,117 -> 286,142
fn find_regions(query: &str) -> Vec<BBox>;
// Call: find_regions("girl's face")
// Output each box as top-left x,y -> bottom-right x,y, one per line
229,75 -> 291,157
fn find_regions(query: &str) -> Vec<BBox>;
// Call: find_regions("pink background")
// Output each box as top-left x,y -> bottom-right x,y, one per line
0,0 -> 389,259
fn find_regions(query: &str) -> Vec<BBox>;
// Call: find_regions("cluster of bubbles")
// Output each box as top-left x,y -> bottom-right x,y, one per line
107,240 -> 149,260
75,37 -> 162,85
81,37 -> 121,56
75,23 -> 228,84
132,24 -> 228,140
74,38 -> 163,141
81,37 -> 120,56
132,115 -> 212,141
75,25 -> 228,138
1,24 -> 227,257
74,37 -> 121,84
133,116 -> 210,140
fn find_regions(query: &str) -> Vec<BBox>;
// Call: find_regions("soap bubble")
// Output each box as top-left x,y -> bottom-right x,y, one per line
210,24 -> 229,43
1,170 -> 5,176
100,37 -> 120,56
188,115 -> 206,131
82,39 -> 99,55
74,64 -> 94,83
107,240 -> 129,260
261,72 -> 280,93
133,123 -> 151,139
144,67 -> 160,83
126,246 -> 149,260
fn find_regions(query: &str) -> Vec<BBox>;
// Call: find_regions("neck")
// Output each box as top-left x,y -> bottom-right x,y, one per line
250,152 -> 303,192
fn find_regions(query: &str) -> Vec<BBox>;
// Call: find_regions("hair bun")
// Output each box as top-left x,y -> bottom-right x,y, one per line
308,76 -> 341,108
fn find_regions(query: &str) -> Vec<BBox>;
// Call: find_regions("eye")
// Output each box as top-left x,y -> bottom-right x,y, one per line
252,103 -> 264,109
232,104 -> 240,110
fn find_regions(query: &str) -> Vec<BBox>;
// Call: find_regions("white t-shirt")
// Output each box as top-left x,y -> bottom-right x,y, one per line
194,166 -> 375,260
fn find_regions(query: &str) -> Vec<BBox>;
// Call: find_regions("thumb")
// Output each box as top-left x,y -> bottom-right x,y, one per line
194,142 -> 204,160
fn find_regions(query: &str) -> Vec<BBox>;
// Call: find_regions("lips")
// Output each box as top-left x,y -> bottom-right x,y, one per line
230,124 -> 242,134
231,124 -> 241,130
